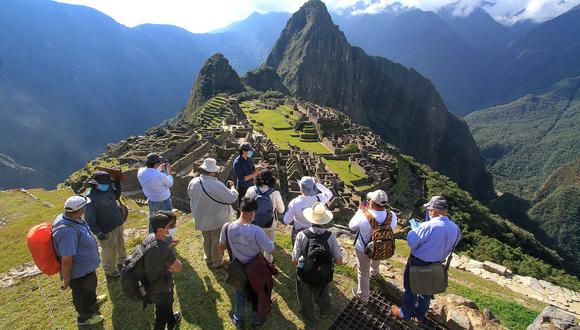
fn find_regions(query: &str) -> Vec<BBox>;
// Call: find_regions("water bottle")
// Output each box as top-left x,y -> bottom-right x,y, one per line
298,256 -> 305,269
138,280 -> 147,297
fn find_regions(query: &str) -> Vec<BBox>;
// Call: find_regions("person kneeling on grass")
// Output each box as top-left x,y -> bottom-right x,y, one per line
52,195 -> 107,326
144,211 -> 183,330
293,202 -> 343,328
219,198 -> 275,329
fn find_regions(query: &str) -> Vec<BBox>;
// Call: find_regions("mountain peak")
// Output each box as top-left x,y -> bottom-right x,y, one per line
178,53 -> 244,122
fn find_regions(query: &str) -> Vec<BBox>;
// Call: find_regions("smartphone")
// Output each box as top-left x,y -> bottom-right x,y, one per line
162,160 -> 169,174
409,218 -> 421,230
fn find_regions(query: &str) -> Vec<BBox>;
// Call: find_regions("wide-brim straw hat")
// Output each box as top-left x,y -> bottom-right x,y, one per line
303,202 -> 333,225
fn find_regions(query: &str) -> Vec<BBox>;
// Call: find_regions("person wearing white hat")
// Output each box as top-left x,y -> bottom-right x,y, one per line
188,158 -> 238,268
283,176 -> 334,244
52,195 -> 107,326
349,190 -> 398,304
292,202 -> 343,327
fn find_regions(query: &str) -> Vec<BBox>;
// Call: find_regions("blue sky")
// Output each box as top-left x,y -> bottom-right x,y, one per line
54,0 -> 580,33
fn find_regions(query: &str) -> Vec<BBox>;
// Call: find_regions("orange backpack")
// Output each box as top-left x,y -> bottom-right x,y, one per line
27,222 -> 79,275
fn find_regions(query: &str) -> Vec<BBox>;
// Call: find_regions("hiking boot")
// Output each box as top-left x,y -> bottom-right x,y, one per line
171,311 -> 182,329
78,314 -> 104,326
96,294 -> 108,305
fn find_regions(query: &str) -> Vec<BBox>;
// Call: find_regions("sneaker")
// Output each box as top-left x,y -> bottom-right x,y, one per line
230,314 -> 243,329
171,311 -> 182,329
389,305 -> 403,320
96,294 -> 108,305
78,314 -> 104,326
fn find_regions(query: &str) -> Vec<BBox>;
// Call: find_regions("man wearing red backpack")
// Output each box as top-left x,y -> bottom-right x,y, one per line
52,195 -> 107,326
349,190 -> 398,304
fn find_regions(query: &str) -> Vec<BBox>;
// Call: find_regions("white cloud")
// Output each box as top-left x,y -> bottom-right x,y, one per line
53,0 -> 580,32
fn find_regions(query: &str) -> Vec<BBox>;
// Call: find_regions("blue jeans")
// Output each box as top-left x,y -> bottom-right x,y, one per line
148,198 -> 173,233
401,256 -> 432,321
233,288 -> 261,326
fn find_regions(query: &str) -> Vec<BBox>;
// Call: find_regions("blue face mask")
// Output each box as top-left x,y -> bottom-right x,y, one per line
96,184 -> 109,192
247,151 -> 254,158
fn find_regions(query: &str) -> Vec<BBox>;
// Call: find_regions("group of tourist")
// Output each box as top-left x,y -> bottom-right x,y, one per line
50,142 -> 460,329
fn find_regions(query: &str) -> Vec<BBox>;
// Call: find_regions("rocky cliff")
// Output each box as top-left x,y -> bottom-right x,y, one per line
242,65 -> 289,94
265,0 -> 494,201
177,53 -> 244,122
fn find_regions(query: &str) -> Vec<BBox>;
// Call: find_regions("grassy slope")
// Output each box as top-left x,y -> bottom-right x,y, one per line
0,189 -> 147,273
241,101 -> 371,191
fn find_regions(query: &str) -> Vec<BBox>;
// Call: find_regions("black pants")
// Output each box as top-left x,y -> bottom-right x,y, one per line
236,186 -> 249,216
149,291 -> 176,330
296,278 -> 330,324
70,271 -> 98,323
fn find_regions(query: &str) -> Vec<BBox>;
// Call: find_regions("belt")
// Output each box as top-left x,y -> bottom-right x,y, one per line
411,255 -> 442,265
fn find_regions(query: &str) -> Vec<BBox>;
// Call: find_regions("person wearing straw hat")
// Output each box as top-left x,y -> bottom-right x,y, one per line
293,202 -> 343,327
349,190 -> 398,304
188,158 -> 238,268
283,176 -> 334,245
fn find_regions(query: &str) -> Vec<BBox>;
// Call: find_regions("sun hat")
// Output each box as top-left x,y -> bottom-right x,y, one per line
303,202 -> 333,225
423,196 -> 448,210
64,195 -> 91,212
199,158 -> 221,173
367,190 -> 388,206
299,176 -> 318,196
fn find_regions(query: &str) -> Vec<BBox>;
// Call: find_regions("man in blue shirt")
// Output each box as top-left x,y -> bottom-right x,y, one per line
232,142 -> 268,209
52,195 -> 107,326
390,196 -> 461,323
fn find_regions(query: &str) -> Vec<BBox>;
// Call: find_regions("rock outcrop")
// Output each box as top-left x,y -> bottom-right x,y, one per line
265,0 -> 494,201
242,65 -> 289,94
178,53 -> 244,122
527,306 -> 578,330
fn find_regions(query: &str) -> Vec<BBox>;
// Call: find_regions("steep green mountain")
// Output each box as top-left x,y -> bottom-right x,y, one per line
483,5 -> 580,107
177,54 -> 245,123
242,65 -> 290,94
266,0 -> 494,201
466,77 -> 580,198
467,77 -> 580,275
528,160 -> 580,272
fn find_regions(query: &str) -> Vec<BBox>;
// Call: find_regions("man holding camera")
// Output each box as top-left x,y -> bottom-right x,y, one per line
188,158 -> 238,268
137,153 -> 174,233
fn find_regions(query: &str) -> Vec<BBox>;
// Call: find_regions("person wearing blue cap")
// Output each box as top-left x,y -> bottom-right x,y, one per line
390,196 -> 461,323
233,142 -> 268,211
283,176 -> 333,244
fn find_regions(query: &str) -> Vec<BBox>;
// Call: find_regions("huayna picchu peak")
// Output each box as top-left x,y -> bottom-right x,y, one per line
266,0 -> 494,201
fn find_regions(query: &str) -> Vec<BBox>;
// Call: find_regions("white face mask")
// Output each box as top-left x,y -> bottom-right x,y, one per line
168,227 -> 177,237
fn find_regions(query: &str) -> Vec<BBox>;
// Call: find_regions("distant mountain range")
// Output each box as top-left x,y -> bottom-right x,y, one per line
1,0 -> 579,189
466,77 -> 580,274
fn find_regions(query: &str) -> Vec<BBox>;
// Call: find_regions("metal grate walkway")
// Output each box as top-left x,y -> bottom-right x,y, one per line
330,291 -> 446,330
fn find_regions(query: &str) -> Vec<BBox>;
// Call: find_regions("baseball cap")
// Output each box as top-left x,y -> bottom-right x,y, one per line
299,176 -> 318,196
146,153 -> 164,164
88,171 -> 112,185
367,190 -> 389,206
423,196 -> 448,210
64,195 -> 91,212
239,142 -> 255,152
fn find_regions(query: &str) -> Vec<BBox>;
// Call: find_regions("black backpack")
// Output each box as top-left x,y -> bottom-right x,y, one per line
297,229 -> 334,287
121,238 -> 158,301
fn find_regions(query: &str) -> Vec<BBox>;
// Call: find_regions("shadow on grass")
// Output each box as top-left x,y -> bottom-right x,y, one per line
173,252 -> 226,330
106,277 -> 154,329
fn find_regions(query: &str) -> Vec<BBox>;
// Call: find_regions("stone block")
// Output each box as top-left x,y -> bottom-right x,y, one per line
527,306 -> 577,330
482,261 -> 510,276
446,308 -> 473,330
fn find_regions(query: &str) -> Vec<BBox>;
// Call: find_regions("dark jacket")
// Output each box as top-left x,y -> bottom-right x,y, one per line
244,254 -> 274,319
85,181 -> 123,235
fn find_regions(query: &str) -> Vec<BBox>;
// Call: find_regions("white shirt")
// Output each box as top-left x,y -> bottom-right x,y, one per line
188,175 -> 238,231
283,183 -> 333,230
349,209 -> 398,252
245,185 -> 285,214
137,167 -> 173,202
